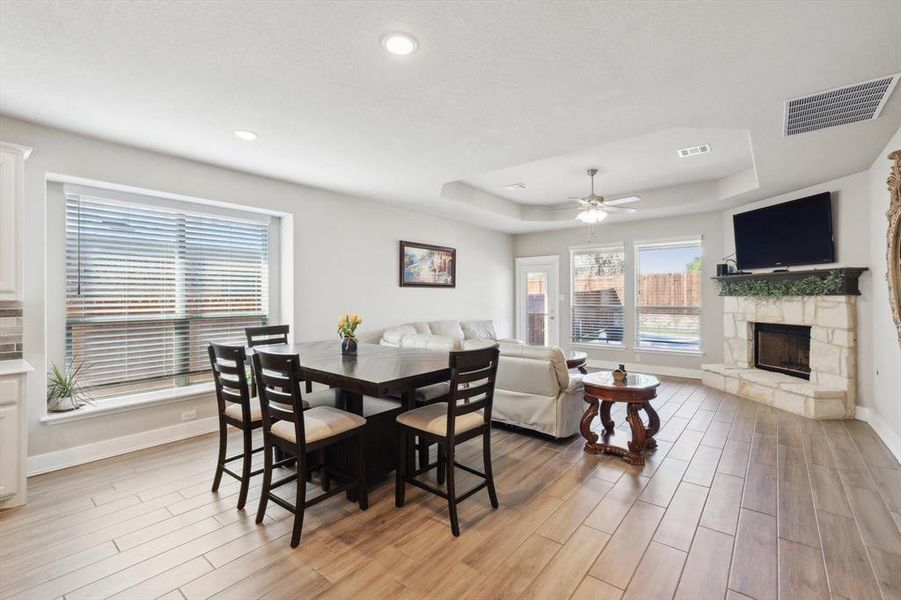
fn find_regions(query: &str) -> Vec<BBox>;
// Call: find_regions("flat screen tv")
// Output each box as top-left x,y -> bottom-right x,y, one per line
733,192 -> 835,271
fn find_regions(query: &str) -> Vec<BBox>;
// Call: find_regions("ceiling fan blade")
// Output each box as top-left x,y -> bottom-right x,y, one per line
605,195 -> 641,206
601,205 -> 638,214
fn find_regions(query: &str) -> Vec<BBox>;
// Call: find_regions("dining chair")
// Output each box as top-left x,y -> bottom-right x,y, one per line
208,343 -> 265,510
395,345 -> 500,536
245,324 -> 312,393
252,348 -> 369,548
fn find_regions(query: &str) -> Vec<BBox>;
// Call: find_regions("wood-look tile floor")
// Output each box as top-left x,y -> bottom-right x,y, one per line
2,378 -> 900,600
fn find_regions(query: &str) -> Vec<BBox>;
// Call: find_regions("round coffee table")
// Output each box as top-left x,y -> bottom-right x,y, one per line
580,371 -> 661,466
565,351 -> 588,374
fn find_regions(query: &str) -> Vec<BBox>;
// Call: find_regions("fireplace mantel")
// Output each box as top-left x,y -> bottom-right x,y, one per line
713,267 -> 868,296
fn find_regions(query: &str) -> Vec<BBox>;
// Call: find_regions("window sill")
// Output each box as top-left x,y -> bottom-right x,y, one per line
570,342 -> 628,352
634,347 -> 705,357
40,382 -> 215,425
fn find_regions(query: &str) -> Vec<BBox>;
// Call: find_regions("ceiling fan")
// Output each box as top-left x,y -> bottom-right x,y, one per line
563,168 -> 640,224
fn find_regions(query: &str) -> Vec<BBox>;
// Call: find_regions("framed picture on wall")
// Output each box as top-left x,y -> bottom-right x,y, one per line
399,241 -> 456,288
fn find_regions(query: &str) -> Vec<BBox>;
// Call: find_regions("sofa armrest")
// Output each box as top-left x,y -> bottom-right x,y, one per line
497,337 -> 526,345
563,372 -> 584,394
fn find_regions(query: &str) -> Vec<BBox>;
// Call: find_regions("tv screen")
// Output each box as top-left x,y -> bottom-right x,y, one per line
733,192 -> 835,271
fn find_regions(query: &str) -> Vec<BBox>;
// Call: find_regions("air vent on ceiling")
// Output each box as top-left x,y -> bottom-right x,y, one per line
677,144 -> 711,158
784,74 -> 899,136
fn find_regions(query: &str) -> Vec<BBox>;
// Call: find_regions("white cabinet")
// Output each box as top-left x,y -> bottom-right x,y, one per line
0,404 -> 19,500
0,142 -> 30,302
0,365 -> 29,508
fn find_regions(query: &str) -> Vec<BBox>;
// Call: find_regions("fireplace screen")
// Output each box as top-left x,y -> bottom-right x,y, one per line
754,323 -> 811,379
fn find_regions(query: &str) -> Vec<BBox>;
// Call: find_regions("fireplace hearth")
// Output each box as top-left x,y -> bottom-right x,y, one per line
754,322 -> 811,379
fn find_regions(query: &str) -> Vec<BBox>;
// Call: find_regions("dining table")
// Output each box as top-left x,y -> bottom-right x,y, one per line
249,340 -> 451,485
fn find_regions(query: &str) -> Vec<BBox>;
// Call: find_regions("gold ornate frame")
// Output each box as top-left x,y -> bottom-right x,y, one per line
887,150 -> 901,345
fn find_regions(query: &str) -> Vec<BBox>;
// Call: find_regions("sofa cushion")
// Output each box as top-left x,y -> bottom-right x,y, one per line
462,338 -> 499,351
410,321 -> 432,335
401,333 -> 460,351
427,320 -> 465,342
382,324 -> 417,346
461,320 -> 497,341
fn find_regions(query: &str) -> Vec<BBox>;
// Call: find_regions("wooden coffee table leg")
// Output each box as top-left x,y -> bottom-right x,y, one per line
578,365 -> 588,374
580,394 -> 601,452
625,403 -> 648,466
600,400 -> 614,433
643,403 -> 660,449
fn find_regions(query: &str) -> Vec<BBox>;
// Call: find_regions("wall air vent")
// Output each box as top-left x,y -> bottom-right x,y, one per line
677,144 -> 711,158
784,74 -> 899,136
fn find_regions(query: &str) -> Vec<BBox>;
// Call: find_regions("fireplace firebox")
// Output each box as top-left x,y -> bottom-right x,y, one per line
754,323 -> 811,380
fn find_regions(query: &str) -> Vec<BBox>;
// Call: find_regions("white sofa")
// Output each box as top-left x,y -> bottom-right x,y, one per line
379,320 -> 584,438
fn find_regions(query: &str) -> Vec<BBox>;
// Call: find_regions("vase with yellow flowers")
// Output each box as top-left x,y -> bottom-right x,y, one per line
338,313 -> 362,355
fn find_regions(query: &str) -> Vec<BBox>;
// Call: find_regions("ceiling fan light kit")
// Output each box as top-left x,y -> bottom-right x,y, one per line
573,168 -> 639,224
576,208 -> 608,224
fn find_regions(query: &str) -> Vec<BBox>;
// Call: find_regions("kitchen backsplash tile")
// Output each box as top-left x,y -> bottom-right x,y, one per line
0,301 -> 23,361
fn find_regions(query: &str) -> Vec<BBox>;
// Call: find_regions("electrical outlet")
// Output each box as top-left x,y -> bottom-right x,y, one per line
181,410 -> 197,422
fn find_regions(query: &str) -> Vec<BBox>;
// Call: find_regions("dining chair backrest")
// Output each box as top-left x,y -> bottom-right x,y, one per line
246,324 -> 290,348
251,349 -> 307,448
208,343 -> 252,419
446,345 -> 500,438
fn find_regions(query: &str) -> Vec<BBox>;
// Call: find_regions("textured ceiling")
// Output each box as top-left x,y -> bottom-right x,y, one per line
1,1 -> 899,232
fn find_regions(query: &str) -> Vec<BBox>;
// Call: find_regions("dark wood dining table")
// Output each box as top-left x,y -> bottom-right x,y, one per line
250,340 -> 450,485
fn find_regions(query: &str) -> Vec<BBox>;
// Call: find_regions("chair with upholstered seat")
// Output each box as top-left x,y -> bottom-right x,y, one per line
208,343 -> 266,510
252,348 -> 368,548
395,345 -> 500,536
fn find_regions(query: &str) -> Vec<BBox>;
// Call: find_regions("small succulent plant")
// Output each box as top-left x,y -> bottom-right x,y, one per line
47,359 -> 94,411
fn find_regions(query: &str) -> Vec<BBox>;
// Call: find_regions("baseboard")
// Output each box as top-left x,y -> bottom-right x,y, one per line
586,359 -> 702,380
854,406 -> 901,464
27,416 -> 219,476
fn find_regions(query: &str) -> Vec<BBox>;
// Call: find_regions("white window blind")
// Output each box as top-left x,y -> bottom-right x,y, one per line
635,238 -> 702,352
571,246 -> 625,346
65,187 -> 270,398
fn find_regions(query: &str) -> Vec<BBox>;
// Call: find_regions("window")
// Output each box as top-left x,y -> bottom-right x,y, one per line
65,186 -> 271,399
635,238 -> 702,352
570,245 -> 625,346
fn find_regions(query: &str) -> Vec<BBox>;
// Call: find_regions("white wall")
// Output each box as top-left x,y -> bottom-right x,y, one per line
865,128 -> 901,458
0,116 -> 513,466
514,211 -> 724,377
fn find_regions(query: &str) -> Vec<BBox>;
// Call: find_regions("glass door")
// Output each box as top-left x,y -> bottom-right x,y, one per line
515,256 -> 559,347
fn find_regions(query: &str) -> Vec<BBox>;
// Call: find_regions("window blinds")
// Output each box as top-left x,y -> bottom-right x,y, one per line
65,187 -> 270,397
635,238 -> 702,351
571,246 -> 625,345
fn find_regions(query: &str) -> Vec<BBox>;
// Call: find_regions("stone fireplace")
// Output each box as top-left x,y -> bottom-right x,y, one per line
702,294 -> 857,419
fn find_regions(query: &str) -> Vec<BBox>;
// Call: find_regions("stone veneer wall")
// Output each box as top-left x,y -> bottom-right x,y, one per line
703,295 -> 857,419
0,300 -> 24,361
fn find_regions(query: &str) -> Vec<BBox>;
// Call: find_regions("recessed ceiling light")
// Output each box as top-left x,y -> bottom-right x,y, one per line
233,130 -> 258,141
504,183 -> 527,191
677,144 -> 711,158
382,32 -> 418,56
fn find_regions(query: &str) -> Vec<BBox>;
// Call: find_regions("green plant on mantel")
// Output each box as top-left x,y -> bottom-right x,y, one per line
716,269 -> 845,299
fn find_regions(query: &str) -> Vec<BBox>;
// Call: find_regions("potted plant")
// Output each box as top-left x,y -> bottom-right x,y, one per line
337,313 -> 363,355
47,359 -> 94,412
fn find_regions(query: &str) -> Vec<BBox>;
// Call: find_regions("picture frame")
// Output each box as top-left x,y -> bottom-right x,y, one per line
399,241 -> 456,288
